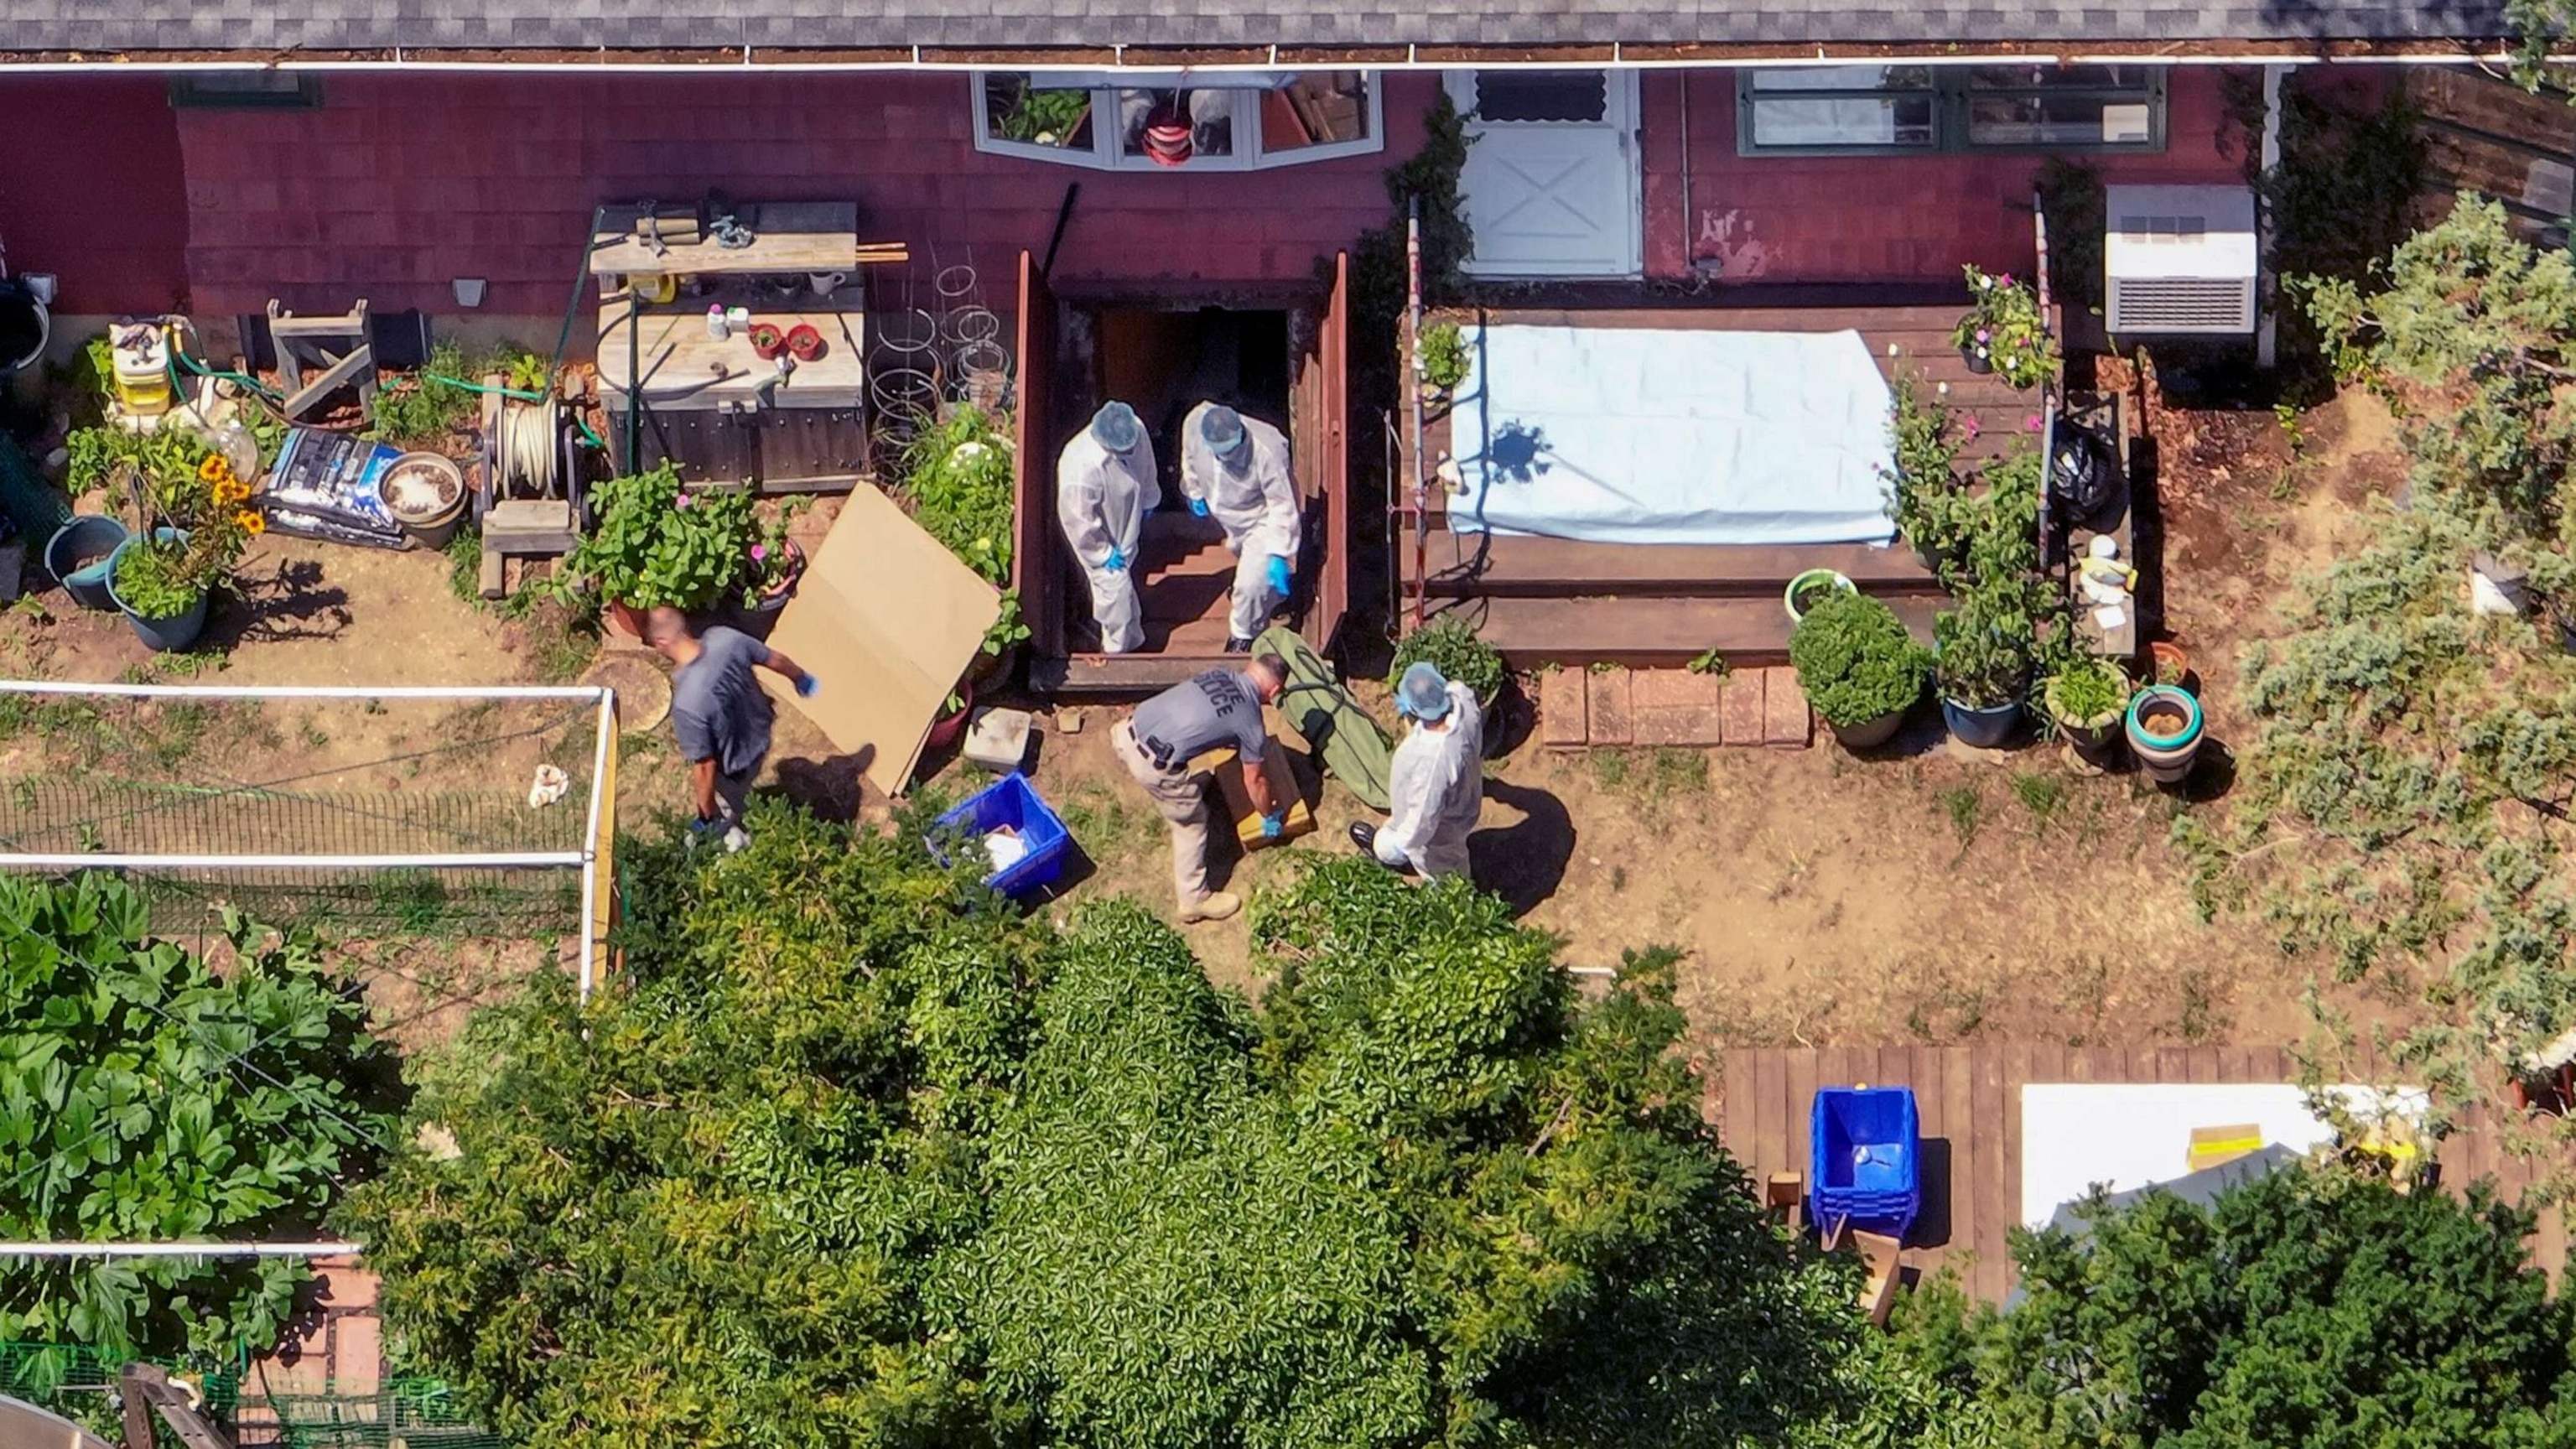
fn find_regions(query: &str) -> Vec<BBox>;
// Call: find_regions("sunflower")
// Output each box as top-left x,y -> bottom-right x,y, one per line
235,511 -> 266,536
198,455 -> 233,486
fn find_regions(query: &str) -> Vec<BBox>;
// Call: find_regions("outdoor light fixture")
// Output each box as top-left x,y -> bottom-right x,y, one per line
454,278 -> 487,308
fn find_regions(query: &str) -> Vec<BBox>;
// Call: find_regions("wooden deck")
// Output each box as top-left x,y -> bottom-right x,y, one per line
1395,300 -> 2051,668
1716,1044 -> 2568,1301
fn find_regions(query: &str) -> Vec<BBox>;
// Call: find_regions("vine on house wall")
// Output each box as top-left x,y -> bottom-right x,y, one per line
1336,91 -> 1472,454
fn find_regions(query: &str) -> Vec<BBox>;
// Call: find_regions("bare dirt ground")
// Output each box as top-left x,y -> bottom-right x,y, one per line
3,389 -> 2407,1058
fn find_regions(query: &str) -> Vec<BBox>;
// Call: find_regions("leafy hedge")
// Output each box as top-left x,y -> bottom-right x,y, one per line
1790,592 -> 1931,727
0,875 -> 389,1358
345,811 -> 1961,1449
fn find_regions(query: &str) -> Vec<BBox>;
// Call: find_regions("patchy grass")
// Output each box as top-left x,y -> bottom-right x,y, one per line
2010,771 -> 2065,825
1935,784 -> 1982,853
1589,747 -> 1707,811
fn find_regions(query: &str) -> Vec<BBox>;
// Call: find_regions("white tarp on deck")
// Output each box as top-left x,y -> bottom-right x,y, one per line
1449,323 -> 1898,548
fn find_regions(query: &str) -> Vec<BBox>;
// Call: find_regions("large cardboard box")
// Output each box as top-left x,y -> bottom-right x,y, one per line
763,484 -> 1001,797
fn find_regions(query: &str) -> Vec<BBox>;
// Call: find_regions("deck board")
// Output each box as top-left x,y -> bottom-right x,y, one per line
1714,1043 -> 2568,1302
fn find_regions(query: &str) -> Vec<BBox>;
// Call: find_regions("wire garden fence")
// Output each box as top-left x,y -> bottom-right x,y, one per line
0,1341 -> 500,1449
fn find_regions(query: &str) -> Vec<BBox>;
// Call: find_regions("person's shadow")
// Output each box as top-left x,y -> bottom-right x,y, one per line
1470,779 -> 1573,918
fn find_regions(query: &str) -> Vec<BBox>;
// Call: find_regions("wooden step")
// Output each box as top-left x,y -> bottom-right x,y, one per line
1399,529 -> 1944,600
1435,592 -> 1943,670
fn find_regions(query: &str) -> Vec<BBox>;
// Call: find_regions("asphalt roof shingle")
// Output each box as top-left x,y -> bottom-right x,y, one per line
0,0 -> 2514,51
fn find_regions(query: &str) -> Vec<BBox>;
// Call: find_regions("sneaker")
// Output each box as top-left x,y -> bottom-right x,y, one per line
1179,891 -> 1243,924
1348,822 -> 1378,853
1225,636 -> 1253,654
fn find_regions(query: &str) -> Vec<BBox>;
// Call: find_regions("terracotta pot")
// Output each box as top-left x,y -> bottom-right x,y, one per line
749,325 -> 785,361
786,325 -> 825,362
2148,639 -> 2194,693
606,598 -> 649,641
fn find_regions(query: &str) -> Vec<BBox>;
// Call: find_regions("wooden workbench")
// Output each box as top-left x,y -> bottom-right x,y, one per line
589,201 -> 865,278
598,288 -> 865,413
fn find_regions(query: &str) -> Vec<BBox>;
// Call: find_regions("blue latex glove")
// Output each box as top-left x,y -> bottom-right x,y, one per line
1105,546 -> 1128,573
796,673 -> 820,699
1260,812 -> 1285,839
1265,555 -> 1291,598
1189,498 -> 1210,518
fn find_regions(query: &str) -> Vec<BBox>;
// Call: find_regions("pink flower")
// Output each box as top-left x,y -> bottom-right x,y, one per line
1998,273 -> 2014,287
2025,414 -> 2044,432
675,493 -> 693,509
750,543 -> 768,562
1976,328 -> 1992,343
1961,416 -> 1982,439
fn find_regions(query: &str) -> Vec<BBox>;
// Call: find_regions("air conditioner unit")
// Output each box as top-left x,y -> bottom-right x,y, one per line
2104,184 -> 2258,335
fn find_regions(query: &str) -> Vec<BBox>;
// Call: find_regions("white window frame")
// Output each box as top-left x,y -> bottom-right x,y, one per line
970,70 -> 1386,172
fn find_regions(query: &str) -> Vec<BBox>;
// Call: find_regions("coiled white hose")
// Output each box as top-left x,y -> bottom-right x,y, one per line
497,395 -> 562,499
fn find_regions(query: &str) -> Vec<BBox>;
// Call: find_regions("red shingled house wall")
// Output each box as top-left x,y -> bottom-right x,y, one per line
0,76 -> 190,314
170,71 -> 1436,325
2,65 -> 2305,327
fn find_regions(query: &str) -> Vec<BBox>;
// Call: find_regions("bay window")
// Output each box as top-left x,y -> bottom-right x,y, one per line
1742,65 -> 2164,154
974,70 -> 1383,171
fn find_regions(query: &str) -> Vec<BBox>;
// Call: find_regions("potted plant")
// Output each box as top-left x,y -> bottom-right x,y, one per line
564,462 -> 761,626
1789,592 -> 1932,750
1388,615 -> 1507,710
1950,265 -> 2059,390
2044,657 -> 2132,765
1418,320 -> 1470,395
106,451 -> 261,652
1784,568 -> 1857,625
2148,639 -> 2194,693
1884,377 -> 1977,574
733,507 -> 809,640
2126,683 -> 2205,785
973,588 -> 1032,688
1934,595 -> 2033,748
902,407 -> 1016,588
927,682 -> 976,752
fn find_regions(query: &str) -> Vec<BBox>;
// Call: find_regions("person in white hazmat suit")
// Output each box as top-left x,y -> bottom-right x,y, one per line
1056,400 -> 1161,653
1179,402 -> 1301,651
1348,662 -> 1484,881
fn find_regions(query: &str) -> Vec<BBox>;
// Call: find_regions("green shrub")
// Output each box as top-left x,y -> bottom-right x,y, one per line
560,462 -> 756,611
1933,595 -> 2034,709
902,406 -> 1015,586
1789,592 -> 1931,727
1388,615 -> 1506,704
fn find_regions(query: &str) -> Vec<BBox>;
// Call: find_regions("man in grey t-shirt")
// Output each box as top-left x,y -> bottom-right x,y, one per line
647,607 -> 816,850
1115,655 -> 1288,923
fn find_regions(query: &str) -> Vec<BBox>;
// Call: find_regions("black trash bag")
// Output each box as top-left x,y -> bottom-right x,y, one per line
2049,420 -> 2121,522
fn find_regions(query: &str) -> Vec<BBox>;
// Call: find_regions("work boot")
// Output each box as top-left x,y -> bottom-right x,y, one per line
1225,636 -> 1253,653
1180,891 -> 1242,924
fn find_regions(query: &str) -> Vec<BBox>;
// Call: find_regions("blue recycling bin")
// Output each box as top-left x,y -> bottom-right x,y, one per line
1810,1085 -> 1921,1240
933,771 -> 1070,900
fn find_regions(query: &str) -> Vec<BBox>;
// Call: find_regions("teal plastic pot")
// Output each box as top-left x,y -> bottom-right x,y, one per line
105,529 -> 210,653
1940,693 -> 2023,748
44,515 -> 128,610
2126,684 -> 2204,785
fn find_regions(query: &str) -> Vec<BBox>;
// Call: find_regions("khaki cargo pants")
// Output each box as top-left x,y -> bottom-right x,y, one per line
1114,719 -> 1214,910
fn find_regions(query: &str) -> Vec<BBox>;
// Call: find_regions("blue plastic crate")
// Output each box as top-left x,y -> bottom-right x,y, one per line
934,771 -> 1071,900
1810,1085 -> 1921,1240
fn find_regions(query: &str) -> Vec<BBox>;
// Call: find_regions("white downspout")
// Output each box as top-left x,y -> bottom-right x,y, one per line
2257,62 -> 2290,370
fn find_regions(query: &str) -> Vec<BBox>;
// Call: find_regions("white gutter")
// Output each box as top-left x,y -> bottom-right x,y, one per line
0,1241 -> 361,1259
0,49 -> 2535,75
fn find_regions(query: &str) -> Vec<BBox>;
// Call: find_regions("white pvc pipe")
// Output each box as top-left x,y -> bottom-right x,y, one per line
4,852 -> 584,870
0,681 -> 609,701
0,1241 -> 360,1259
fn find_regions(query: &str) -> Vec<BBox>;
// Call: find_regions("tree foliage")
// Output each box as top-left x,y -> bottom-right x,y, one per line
2179,198 -> 2576,1137
1895,1165 -> 2576,1447
347,810 -> 1961,1449
0,874 -> 389,1358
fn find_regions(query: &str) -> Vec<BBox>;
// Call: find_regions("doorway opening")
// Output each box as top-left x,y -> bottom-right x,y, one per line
1076,304 -> 1293,655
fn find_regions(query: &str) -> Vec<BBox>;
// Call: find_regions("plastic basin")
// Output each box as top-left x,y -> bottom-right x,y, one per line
932,771 -> 1070,900
1810,1085 -> 1922,1239
44,516 -> 128,610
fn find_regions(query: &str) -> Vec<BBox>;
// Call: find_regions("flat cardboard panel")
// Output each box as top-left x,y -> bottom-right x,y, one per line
764,482 -> 1000,797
